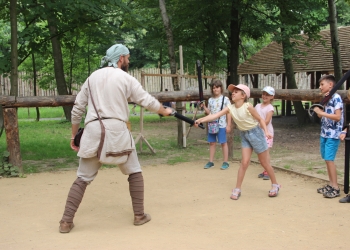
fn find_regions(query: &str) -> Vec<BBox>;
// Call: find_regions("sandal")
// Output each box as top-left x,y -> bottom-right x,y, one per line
317,184 -> 332,194
268,184 -> 281,197
323,187 -> 340,198
230,188 -> 241,200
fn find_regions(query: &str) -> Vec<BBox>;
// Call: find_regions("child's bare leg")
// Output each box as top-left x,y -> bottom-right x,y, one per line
235,147 -> 253,189
257,150 -> 277,184
221,142 -> 228,162
325,160 -> 339,188
209,142 -> 216,162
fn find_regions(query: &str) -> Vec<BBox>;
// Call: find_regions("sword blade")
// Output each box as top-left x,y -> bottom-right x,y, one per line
196,60 -> 204,103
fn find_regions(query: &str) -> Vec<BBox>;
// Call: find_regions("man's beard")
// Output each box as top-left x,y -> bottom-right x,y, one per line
121,62 -> 129,72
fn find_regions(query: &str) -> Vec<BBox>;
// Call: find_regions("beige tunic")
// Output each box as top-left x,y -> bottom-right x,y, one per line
72,67 -> 161,158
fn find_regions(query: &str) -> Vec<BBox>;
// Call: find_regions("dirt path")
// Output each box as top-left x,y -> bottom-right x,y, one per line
1,161 -> 348,250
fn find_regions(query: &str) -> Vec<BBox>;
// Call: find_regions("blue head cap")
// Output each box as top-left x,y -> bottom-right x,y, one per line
100,44 -> 129,68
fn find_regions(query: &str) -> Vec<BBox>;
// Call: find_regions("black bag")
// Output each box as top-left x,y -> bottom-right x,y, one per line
73,128 -> 84,147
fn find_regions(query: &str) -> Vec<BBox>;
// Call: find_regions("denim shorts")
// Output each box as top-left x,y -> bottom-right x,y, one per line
207,127 -> 227,144
320,137 -> 340,161
240,126 -> 268,154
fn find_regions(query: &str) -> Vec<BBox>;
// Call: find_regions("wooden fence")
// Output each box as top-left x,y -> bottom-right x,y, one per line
0,69 -> 314,97
239,72 -> 312,90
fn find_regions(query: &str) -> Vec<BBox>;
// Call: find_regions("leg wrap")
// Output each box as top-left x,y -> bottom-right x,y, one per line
61,177 -> 88,223
128,172 -> 144,216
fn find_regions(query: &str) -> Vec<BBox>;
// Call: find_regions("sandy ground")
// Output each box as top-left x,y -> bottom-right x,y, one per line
0,160 -> 349,250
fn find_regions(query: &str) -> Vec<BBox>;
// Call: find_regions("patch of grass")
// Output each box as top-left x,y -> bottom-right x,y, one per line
307,166 -> 313,171
283,165 -> 291,170
17,120 -> 78,161
23,165 -> 39,174
316,169 -> 326,175
1,107 -> 241,173
167,156 -> 188,165
17,107 -> 65,119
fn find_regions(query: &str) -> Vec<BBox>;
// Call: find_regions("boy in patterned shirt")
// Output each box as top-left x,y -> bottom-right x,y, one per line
313,75 -> 343,198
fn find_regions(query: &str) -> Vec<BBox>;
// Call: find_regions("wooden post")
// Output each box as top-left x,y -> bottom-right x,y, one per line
179,45 -> 186,148
282,73 -> 286,116
134,71 -> 155,154
310,72 -> 315,90
315,71 -> 321,89
3,108 -> 22,171
227,114 -> 234,160
253,74 -> 259,106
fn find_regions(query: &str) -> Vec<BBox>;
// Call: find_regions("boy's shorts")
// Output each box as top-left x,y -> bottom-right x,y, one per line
240,126 -> 268,154
320,137 -> 340,161
207,127 -> 227,144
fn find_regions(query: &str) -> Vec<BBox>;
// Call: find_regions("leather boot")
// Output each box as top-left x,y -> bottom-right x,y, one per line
59,220 -> 75,233
59,177 -> 88,233
134,213 -> 151,226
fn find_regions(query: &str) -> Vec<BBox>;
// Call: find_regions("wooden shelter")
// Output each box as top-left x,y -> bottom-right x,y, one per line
237,26 -> 350,116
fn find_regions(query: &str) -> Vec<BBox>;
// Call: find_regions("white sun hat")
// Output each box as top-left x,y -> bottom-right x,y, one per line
262,86 -> 275,96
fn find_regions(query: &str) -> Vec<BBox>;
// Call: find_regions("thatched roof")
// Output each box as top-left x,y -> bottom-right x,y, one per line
237,26 -> 350,75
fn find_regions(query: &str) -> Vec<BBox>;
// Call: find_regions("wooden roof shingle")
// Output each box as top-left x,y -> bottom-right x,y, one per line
237,26 -> 350,75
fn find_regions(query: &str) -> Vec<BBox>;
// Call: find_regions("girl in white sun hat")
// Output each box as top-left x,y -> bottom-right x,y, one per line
255,86 -> 275,180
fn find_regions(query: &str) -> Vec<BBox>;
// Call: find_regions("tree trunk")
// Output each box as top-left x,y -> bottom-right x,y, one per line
229,0 -> 240,85
159,0 -> 182,147
328,0 -> 343,83
47,13 -> 72,121
4,108 -> 22,170
281,38 -> 308,124
7,0 -> 22,171
160,47 -> 163,92
31,53 -> 40,121
159,0 -> 178,91
227,0 -> 240,159
10,0 -> 18,97
278,5 -> 308,125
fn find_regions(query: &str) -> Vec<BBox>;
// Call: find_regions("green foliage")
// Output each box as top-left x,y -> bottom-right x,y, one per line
0,0 -> 346,91
267,0 -> 328,61
0,151 -> 24,177
337,0 -> 350,26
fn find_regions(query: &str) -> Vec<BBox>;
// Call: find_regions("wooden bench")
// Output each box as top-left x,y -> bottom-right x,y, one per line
273,104 -> 280,116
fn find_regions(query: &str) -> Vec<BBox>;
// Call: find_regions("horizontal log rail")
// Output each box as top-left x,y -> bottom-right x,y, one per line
141,72 -> 217,79
0,89 -> 349,108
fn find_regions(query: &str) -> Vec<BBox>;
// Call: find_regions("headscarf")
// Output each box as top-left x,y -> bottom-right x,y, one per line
100,44 -> 130,68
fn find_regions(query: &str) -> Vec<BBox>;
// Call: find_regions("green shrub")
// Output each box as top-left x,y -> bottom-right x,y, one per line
0,151 -> 24,177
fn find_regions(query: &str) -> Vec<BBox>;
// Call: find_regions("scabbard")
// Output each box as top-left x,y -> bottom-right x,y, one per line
344,126 -> 350,194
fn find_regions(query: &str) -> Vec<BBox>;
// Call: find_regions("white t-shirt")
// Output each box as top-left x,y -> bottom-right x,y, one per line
255,103 -> 274,136
208,95 -> 230,128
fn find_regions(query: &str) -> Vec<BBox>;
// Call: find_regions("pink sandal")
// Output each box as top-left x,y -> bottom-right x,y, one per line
268,184 -> 281,197
230,188 -> 241,200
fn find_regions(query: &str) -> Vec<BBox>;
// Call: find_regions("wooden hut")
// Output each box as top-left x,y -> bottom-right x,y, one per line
237,26 -> 350,116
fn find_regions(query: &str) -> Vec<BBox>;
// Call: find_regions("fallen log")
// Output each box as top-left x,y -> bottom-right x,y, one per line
0,89 -> 349,108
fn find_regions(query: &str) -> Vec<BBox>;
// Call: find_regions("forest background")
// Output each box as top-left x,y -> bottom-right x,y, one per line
1,0 -> 350,170
1,0 -> 350,105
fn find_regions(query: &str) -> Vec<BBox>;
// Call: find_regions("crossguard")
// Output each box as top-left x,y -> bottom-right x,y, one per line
308,104 -> 324,117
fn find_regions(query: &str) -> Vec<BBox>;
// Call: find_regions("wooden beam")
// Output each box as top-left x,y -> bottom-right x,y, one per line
1,89 -> 350,108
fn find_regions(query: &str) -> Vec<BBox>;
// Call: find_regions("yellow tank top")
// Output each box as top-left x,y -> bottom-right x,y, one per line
227,102 -> 258,131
